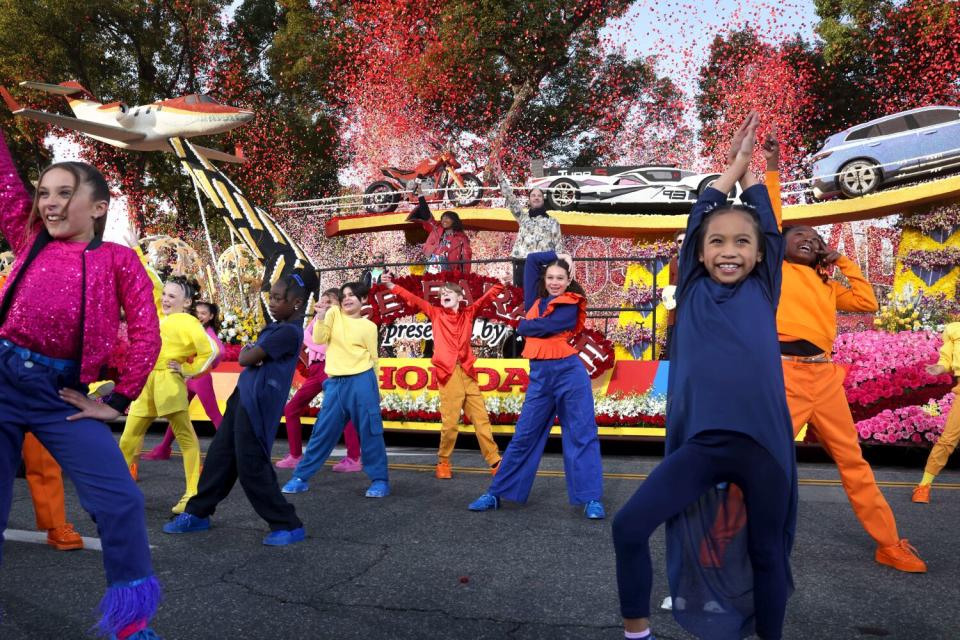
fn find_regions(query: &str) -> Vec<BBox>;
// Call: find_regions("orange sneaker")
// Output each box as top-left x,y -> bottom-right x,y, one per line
435,460 -> 453,479
490,461 -> 501,476
47,523 -> 83,551
912,484 -> 931,504
875,539 -> 927,573
129,463 -> 138,481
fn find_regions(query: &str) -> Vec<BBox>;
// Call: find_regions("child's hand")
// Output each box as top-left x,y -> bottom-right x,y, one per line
314,300 -> 329,316
60,388 -> 121,422
761,131 -> 780,171
727,112 -> 759,162
926,364 -> 948,376
556,253 -> 575,278
816,238 -> 841,264
381,272 -> 394,289
121,222 -> 140,250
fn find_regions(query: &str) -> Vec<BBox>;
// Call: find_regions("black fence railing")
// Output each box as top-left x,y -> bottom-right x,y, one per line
317,256 -> 669,359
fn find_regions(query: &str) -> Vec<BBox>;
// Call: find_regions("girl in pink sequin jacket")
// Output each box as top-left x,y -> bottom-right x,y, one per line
0,141 -> 159,408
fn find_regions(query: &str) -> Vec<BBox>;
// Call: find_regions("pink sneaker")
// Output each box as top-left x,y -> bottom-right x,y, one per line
141,446 -> 171,461
332,457 -> 362,473
275,454 -> 302,469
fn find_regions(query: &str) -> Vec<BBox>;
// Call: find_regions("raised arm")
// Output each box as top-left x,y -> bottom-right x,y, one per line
761,132 -> 783,230
493,164 -> 527,223
312,306 -> 338,345
390,282 -> 435,316
468,282 -> 506,313
0,130 -> 36,254
830,254 -> 879,312
523,250 -> 557,311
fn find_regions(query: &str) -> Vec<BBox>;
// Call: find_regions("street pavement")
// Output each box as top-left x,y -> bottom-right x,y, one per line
1,433 -> 957,640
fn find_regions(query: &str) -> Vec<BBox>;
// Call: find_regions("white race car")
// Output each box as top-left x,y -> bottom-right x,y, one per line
525,165 -> 737,212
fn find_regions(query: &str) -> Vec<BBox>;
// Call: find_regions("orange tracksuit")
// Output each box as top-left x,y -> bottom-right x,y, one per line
771,173 -> 899,548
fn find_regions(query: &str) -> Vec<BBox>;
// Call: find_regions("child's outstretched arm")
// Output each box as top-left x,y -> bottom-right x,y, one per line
761,132 -> 783,230
820,239 -> 878,312
382,272 -> 434,316
469,281 -> 507,312
0,130 -> 35,253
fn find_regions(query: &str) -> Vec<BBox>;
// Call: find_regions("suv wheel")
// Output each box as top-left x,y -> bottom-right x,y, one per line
837,160 -> 882,198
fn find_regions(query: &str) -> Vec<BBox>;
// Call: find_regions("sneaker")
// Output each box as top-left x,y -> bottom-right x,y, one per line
490,460 -> 501,476
584,500 -> 606,520
875,539 -> 927,573
129,463 -> 138,482
141,446 -> 171,461
660,596 -> 686,611
332,456 -> 362,473
365,480 -> 390,498
435,460 -> 453,479
163,512 -> 210,534
912,484 -> 931,504
282,477 -> 310,494
468,493 -> 500,511
88,380 -> 115,400
275,454 -> 302,469
263,527 -> 306,546
46,523 -> 83,551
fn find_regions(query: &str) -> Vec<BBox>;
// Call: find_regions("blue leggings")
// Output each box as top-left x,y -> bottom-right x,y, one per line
612,431 -> 791,640
488,355 -> 602,505
293,369 -> 388,483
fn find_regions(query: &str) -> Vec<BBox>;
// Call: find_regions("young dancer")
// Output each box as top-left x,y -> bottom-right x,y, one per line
164,274 -> 312,545
281,281 -> 389,498
277,287 -> 363,472
119,275 -> 219,514
468,250 -> 604,518
612,113 -> 797,640
0,135 -> 162,638
382,273 -> 504,478
912,321 -> 960,503
142,300 -> 225,460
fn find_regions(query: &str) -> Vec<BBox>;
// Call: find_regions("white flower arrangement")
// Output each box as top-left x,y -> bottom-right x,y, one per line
594,391 -> 667,418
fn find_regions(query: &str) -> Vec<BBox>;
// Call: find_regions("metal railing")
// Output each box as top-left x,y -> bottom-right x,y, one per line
316,255 -> 668,359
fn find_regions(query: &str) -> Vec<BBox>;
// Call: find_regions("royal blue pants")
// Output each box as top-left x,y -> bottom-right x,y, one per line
0,344 -> 153,585
488,354 -> 603,505
293,369 -> 388,483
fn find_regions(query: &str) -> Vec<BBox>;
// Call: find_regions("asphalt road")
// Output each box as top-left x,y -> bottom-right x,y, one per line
1,432 -> 957,640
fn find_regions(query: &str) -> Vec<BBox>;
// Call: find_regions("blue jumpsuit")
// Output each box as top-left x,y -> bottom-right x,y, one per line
486,251 -> 603,506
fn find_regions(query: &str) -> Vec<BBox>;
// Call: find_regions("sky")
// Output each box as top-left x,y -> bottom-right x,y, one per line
602,0 -> 820,97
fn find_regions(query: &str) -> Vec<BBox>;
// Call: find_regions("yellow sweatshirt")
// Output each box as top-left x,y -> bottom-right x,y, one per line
313,306 -> 378,376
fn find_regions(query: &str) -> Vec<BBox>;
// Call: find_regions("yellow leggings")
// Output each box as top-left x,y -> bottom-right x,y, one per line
120,411 -> 200,501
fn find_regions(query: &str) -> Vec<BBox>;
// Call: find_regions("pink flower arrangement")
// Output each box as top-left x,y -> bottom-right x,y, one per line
855,393 -> 955,445
834,330 -> 947,407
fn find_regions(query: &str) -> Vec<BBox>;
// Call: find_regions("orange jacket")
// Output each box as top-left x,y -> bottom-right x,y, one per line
766,172 -> 878,353
521,292 -> 586,360
390,282 -> 504,385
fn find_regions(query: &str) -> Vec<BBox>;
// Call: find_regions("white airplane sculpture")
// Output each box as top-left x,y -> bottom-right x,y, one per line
1,80 -> 252,163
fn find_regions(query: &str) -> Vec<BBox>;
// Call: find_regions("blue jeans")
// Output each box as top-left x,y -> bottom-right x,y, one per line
293,369 -> 388,483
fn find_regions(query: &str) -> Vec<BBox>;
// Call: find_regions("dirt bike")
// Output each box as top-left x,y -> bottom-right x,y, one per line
363,149 -> 484,213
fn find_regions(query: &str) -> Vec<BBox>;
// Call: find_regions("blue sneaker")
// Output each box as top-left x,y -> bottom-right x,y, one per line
281,477 -> 309,494
262,527 -> 306,546
468,493 -> 500,511
365,480 -> 390,498
584,500 -> 606,520
162,512 -> 210,534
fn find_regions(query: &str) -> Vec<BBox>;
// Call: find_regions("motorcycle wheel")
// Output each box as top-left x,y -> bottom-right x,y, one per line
363,181 -> 401,213
449,173 -> 484,207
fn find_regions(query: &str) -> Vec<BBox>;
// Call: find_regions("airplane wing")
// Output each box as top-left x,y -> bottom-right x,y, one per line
10,108 -> 145,142
19,81 -> 86,96
190,143 -> 247,164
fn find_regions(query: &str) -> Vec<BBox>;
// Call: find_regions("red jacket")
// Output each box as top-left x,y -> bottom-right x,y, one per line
521,292 -> 586,360
391,282 -> 504,384
420,219 -> 472,273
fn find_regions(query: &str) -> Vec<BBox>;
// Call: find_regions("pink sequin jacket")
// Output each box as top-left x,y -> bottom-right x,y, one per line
0,133 -> 160,406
